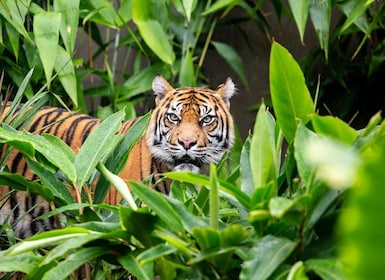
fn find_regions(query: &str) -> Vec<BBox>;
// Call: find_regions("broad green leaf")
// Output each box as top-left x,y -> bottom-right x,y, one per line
0,126 -> 35,158
309,0 -> 331,59
0,0 -> 31,40
240,235 -> 297,280
130,181 -> 184,233
339,137 -> 385,280
212,41 -> 249,89
74,110 -> 124,188
0,252 -> 43,273
41,247 -> 108,280
249,103 -> 277,190
269,42 -> 314,142
312,115 -> 358,145
33,12 -> 61,89
119,207 -> 157,246
201,0 -> 239,15
305,258 -> 346,280
118,253 -> 153,280
133,0 -> 175,65
180,48 -> 195,86
54,0 -> 79,54
288,0 -> 309,43
287,261 -> 307,280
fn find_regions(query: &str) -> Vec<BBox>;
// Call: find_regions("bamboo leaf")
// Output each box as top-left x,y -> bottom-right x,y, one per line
212,41 -> 249,89
74,110 -> 124,188
132,0 -> 175,65
54,0 -> 79,54
0,0 -> 31,41
309,0 -> 331,59
269,42 -> 314,142
0,252 -> 43,273
288,0 -> 309,43
33,12 -> 62,89
180,48 -> 195,86
42,247 -> 108,280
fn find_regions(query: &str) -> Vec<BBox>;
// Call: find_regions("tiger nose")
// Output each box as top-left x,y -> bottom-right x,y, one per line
178,137 -> 197,150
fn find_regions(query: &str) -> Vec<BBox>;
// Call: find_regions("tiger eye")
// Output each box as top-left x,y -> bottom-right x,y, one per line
200,115 -> 215,125
167,113 -> 180,123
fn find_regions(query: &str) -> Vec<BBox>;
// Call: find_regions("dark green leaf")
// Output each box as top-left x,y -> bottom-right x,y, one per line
240,235 -> 297,280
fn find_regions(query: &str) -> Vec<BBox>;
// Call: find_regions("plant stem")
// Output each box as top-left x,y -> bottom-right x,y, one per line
209,164 -> 219,229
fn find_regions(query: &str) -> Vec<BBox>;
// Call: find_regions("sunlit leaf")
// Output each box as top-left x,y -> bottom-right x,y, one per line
270,42 -> 314,142
288,0 -> 309,43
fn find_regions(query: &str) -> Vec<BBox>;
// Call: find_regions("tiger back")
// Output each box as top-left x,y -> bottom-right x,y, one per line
0,75 -> 236,237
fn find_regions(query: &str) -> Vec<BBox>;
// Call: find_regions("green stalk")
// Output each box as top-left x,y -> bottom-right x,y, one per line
209,164 -> 219,229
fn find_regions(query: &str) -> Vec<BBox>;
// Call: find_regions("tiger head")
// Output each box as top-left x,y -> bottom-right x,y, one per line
147,76 -> 235,173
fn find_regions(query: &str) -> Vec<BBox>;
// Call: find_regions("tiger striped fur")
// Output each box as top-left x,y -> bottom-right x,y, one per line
0,76 -> 235,238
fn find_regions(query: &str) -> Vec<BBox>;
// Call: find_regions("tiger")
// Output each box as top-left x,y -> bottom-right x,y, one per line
0,75 -> 236,238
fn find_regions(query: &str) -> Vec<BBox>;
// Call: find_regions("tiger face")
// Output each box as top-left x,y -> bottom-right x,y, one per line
147,76 -> 235,173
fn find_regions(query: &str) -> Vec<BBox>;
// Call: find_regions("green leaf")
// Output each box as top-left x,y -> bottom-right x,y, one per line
338,137 -> 385,279
288,0 -> 309,43
240,235 -> 297,280
295,123 -> 360,189
132,0 -> 175,65
240,136 -> 253,196
164,172 -> 250,209
33,12 -> 62,89
309,0 -> 331,59
249,103 -> 277,190
119,207 -> 158,246
201,0 -> 239,15
54,45 -> 78,107
180,48 -> 195,86
212,41 -> 249,89
305,258 -> 346,280
269,42 -> 314,142
312,115 -> 358,145
118,253 -> 153,280
94,113 -> 150,203
41,247 -> 108,280
130,181 -> 184,233
74,110 -> 124,188
338,0 -> 373,34
54,0 -> 79,54
0,0 -> 31,41
0,252 -> 43,273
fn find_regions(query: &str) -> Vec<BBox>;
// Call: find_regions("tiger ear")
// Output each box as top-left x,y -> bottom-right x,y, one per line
152,75 -> 174,104
217,77 -> 236,104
